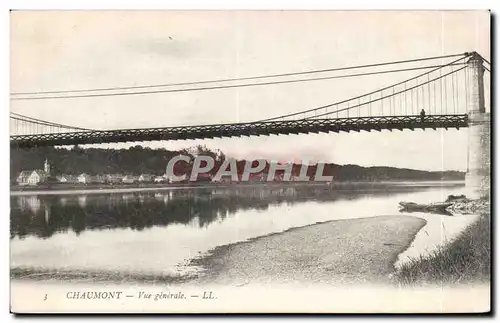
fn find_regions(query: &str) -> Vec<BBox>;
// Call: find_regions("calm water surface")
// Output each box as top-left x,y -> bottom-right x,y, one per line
10,182 -> 466,282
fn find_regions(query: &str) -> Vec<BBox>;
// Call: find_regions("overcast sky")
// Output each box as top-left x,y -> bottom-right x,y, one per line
10,11 -> 490,171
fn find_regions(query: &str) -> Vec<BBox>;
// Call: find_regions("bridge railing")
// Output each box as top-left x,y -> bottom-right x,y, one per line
10,114 -> 469,148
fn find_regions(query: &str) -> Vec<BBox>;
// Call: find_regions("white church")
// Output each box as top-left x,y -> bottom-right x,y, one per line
16,159 -> 51,186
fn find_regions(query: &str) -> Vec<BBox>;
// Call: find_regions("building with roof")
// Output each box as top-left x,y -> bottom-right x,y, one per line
122,175 -> 138,184
139,174 -> 154,182
56,174 -> 79,184
16,159 -> 51,186
105,174 -> 123,184
154,176 -> 167,183
77,173 -> 92,184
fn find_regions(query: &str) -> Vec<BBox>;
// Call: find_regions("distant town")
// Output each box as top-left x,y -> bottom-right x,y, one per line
11,145 -> 465,189
15,158 -> 285,187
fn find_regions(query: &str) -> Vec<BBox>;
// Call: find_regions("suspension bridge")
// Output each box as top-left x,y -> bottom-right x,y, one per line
10,51 -> 490,149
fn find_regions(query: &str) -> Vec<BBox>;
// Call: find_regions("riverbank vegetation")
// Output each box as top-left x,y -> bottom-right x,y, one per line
395,211 -> 490,286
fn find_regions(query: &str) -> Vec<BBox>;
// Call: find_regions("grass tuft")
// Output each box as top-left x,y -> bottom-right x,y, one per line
395,213 -> 490,286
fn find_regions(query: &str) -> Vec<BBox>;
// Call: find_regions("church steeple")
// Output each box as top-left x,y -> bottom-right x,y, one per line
44,158 -> 50,175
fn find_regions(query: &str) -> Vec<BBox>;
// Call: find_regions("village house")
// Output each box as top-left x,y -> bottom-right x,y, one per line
139,174 -> 154,182
16,159 -> 51,186
16,171 -> 34,186
154,176 -> 165,183
105,174 -> 123,184
154,176 -> 167,183
56,174 -> 78,184
122,175 -> 138,184
77,173 -> 92,184
76,174 -> 106,185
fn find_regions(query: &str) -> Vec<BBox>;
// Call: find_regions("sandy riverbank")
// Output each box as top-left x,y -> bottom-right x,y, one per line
11,213 -> 490,313
189,215 -> 426,286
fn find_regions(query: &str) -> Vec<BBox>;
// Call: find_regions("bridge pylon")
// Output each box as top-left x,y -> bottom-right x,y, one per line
465,52 -> 490,199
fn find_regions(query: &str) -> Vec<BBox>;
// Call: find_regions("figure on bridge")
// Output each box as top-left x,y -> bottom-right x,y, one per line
420,109 -> 426,122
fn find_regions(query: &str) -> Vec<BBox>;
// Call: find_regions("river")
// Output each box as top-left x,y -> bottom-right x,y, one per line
10,181 -> 474,284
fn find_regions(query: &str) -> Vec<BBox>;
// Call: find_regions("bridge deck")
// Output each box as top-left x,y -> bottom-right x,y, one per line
10,114 -> 468,148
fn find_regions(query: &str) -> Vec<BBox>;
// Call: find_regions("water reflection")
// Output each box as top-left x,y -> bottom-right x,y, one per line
11,183 -> 469,283
11,183 -> 462,240
17,195 -> 41,214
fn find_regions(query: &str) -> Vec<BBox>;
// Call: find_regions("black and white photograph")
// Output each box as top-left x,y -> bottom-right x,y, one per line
8,10 -> 491,313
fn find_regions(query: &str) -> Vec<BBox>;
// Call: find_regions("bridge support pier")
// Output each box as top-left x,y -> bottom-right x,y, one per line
465,113 -> 490,199
465,52 -> 490,199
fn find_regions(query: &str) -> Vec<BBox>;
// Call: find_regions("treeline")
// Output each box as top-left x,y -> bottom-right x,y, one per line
325,164 -> 465,181
10,145 -> 464,182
